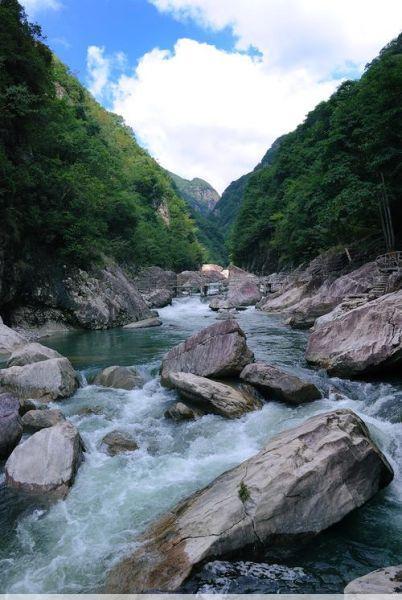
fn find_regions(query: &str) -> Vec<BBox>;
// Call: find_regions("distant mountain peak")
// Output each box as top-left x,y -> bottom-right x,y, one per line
168,171 -> 220,216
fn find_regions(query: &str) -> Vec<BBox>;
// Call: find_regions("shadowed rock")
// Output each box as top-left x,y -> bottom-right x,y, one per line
240,362 -> 321,404
164,372 -> 262,418
7,342 -> 62,368
93,366 -> 144,390
5,421 -> 84,498
161,320 -> 254,383
344,565 -> 402,593
0,392 -> 22,459
105,409 -> 393,592
306,290 -> 402,377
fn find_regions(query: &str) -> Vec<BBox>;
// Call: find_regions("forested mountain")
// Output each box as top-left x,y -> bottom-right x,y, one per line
0,0 -> 204,280
230,34 -> 402,273
168,171 -> 228,264
212,136 -> 285,235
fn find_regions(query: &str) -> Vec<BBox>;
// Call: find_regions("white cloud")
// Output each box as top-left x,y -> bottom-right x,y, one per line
22,0 -> 61,14
87,1 -> 402,192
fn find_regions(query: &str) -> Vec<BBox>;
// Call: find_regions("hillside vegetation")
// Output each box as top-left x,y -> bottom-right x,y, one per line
230,35 -> 402,272
0,0 -> 204,277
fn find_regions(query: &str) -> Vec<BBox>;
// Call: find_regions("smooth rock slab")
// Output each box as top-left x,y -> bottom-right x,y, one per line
240,362 -> 321,404
160,320 -> 254,383
344,565 -> 402,593
22,408 -> 65,431
5,421 -> 84,498
7,342 -> 62,368
0,392 -> 22,459
0,324 -> 27,355
165,402 -> 204,421
100,430 -> 138,456
306,290 -> 402,377
93,366 -> 144,390
0,357 -> 79,401
105,409 -> 393,592
165,372 -> 262,418
124,317 -> 162,329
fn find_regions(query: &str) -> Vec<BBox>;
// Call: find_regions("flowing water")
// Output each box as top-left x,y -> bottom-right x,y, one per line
0,296 -> 401,593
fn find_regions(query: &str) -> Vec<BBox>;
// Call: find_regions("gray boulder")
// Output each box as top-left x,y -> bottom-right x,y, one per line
123,317 -> 162,329
132,266 -> 177,293
240,362 -> 321,404
93,366 -> 144,390
227,278 -> 262,307
5,421 -> 84,498
22,408 -> 65,431
344,566 -> 402,593
0,323 -> 27,355
306,290 -> 402,377
165,402 -> 204,422
0,357 -> 79,401
105,409 -> 393,592
100,430 -> 138,456
160,320 -> 254,383
0,392 -> 22,459
7,342 -> 62,367
164,372 -> 262,418
143,288 -> 174,309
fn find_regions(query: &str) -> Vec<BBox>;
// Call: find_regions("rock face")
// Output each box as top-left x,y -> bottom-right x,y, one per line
22,408 -> 65,431
100,430 -> 138,456
160,320 -> 254,383
105,409 -> 393,592
306,290 -> 402,377
0,357 -> 79,401
240,362 -> 321,404
123,317 -> 162,329
93,366 -> 144,390
228,279 -> 261,307
7,342 -> 62,367
5,421 -> 84,498
164,372 -> 262,418
132,266 -> 177,292
0,323 -> 26,355
0,392 -> 23,459
165,402 -> 204,422
344,566 -> 402,593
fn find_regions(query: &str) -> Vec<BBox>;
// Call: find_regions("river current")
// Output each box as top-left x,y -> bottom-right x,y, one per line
0,296 -> 401,593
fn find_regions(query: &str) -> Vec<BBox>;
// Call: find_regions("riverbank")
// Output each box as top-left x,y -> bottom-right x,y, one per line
0,296 -> 401,593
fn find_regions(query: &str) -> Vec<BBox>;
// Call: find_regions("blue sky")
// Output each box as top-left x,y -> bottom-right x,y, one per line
23,0 -> 402,192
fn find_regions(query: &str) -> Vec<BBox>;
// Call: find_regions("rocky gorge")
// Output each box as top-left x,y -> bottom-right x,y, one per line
0,255 -> 401,593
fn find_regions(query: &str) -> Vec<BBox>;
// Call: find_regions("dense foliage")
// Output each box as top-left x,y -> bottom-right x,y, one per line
230,35 -> 402,272
0,0 -> 203,273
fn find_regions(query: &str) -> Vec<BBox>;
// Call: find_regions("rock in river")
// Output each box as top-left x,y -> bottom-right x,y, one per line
240,362 -> 321,404
5,421 -> 84,498
7,342 -> 62,368
344,565 -> 402,593
100,430 -> 139,456
160,320 -> 254,383
105,409 -> 393,592
306,290 -> 402,377
0,392 -> 22,459
22,408 -> 66,431
164,372 -> 262,418
93,366 -> 144,390
164,402 -> 204,422
0,357 -> 79,401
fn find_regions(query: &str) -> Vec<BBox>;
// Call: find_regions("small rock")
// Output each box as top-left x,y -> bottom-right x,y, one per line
93,366 -> 144,390
5,421 -> 84,498
240,362 -> 321,404
165,402 -> 204,421
124,317 -> 162,329
7,342 -> 62,368
100,430 -> 139,456
344,565 -> 402,594
0,392 -> 22,459
22,408 -> 66,431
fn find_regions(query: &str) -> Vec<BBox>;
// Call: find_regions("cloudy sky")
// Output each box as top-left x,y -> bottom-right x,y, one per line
24,0 -> 402,192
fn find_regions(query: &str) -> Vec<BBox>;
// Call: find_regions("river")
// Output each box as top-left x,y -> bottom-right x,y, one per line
0,296 -> 401,593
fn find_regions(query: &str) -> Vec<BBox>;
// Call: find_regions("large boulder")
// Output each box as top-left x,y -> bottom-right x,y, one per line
100,430 -> 138,456
0,392 -> 22,459
22,408 -> 65,432
105,409 -> 393,592
0,357 -> 79,401
143,288 -> 174,309
123,317 -> 162,329
160,320 -> 254,383
0,323 -> 27,355
7,342 -> 62,368
5,421 -> 84,498
93,366 -> 144,390
164,372 -> 262,418
227,278 -> 261,307
132,266 -> 177,293
306,290 -> 402,377
165,402 -> 204,422
344,566 -> 402,593
240,362 -> 321,404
